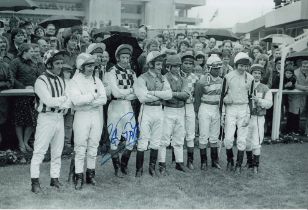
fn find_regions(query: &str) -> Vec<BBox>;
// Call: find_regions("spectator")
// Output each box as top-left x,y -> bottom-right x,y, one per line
193,42 -> 204,53
197,33 -> 207,46
138,39 -> 159,74
162,30 -> 170,42
91,30 -> 110,43
264,57 -> 281,136
194,51 -> 206,76
289,59 -> 308,135
166,41 -> 177,51
0,39 -> 14,148
31,43 -> 45,73
220,50 -> 233,78
178,40 -> 189,56
191,31 -> 199,44
62,34 -> 80,69
155,34 -> 164,50
137,25 -> 147,41
37,38 -> 50,58
252,40 -> 260,47
34,26 -> 45,39
222,40 -> 233,52
2,17 -> 20,44
80,30 -> 90,52
9,43 -> 41,153
0,35 -> 14,64
255,54 -> 271,86
45,23 -> 56,37
8,28 -> 26,58
175,32 -> 185,48
207,38 -> 217,51
19,21 -> 35,43
45,36 -> 58,50
283,66 -> 296,134
251,45 -> 263,62
137,25 -> 148,48
270,57 -> 281,89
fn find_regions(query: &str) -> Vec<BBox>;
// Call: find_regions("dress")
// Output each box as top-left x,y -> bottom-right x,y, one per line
9,57 -> 41,127
0,61 -> 14,124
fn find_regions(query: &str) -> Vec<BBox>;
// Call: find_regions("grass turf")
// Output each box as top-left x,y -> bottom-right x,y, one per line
0,143 -> 307,209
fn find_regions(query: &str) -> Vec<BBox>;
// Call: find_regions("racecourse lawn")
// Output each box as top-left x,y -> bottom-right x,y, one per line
0,143 -> 307,209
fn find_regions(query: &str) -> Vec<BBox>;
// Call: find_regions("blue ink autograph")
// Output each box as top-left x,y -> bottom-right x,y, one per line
100,112 -> 141,166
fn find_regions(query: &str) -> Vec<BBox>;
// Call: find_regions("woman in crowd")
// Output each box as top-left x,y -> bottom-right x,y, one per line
0,36 -> 14,148
8,28 -> 26,58
34,26 -> 45,39
255,54 -> 272,86
9,43 -> 41,153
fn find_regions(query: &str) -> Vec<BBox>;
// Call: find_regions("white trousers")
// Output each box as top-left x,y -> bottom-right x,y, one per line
158,107 -> 185,163
73,109 -> 103,173
185,103 -> 195,147
246,115 -> 265,155
198,104 -> 220,149
107,100 -> 136,150
224,104 -> 249,151
30,113 -> 64,178
137,105 -> 164,151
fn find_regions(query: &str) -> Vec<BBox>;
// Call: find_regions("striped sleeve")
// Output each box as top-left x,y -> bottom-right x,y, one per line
34,75 -> 67,109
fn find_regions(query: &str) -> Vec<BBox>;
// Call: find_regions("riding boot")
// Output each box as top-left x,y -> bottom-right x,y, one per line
186,147 -> 194,170
86,169 -> 96,185
245,151 -> 253,168
235,150 -> 244,174
121,149 -> 132,175
111,153 -> 123,178
31,178 -> 42,194
253,154 -> 260,174
200,148 -> 208,170
135,151 -> 144,177
226,148 -> 234,171
175,162 -> 186,172
158,162 -> 167,176
75,173 -> 84,190
50,178 -> 63,188
211,147 -> 221,169
149,149 -> 158,176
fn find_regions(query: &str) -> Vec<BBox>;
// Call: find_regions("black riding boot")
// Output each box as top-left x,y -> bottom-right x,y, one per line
200,148 -> 207,170
135,151 -> 144,177
31,178 -> 42,194
121,149 -> 132,175
86,169 -> 96,185
246,151 -> 253,168
253,154 -> 260,174
226,148 -> 234,171
211,147 -> 221,169
175,162 -> 186,172
158,162 -> 167,175
75,173 -> 84,190
111,152 -> 123,178
187,147 -> 194,170
50,178 -> 62,188
149,149 -> 158,176
235,150 -> 244,174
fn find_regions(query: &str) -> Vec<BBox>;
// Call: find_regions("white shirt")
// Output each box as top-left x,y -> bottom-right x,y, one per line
67,72 -> 107,111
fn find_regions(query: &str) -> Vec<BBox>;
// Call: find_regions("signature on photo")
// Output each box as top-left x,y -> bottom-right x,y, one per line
100,112 -> 141,166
